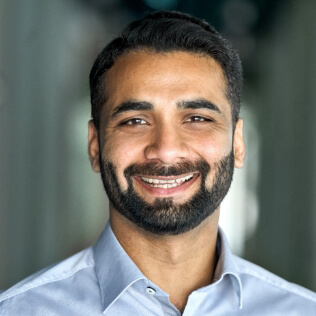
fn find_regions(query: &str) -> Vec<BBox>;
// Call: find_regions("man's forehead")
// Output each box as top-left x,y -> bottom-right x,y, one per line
101,50 -> 230,118
109,49 -> 225,75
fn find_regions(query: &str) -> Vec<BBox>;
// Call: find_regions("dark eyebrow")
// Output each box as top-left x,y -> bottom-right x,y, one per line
177,99 -> 221,113
111,101 -> 153,118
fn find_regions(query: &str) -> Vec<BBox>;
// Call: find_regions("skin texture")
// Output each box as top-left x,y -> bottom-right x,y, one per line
88,51 -> 245,313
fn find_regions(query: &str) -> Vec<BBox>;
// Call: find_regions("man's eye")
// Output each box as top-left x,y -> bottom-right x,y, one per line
122,118 -> 148,125
185,116 -> 211,122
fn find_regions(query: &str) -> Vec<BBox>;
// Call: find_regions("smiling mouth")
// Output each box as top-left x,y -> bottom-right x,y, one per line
139,174 -> 195,189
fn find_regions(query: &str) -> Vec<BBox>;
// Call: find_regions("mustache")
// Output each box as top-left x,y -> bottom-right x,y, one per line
124,160 -> 210,178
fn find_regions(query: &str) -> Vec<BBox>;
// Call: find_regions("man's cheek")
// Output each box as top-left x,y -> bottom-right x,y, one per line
116,170 -> 131,192
204,170 -> 216,190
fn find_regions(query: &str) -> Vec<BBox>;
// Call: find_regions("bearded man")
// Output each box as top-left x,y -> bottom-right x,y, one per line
1,10 -> 315,316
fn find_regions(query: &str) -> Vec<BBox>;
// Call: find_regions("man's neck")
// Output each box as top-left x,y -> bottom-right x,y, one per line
110,209 -> 220,314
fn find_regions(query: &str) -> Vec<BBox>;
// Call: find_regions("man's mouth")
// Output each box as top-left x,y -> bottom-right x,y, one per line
140,174 -> 194,189
133,172 -> 200,196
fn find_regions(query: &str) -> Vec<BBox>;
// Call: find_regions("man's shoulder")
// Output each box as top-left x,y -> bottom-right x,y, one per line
0,247 -> 96,311
234,254 -> 316,305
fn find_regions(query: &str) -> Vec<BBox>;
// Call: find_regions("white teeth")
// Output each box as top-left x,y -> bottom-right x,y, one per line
140,174 -> 194,188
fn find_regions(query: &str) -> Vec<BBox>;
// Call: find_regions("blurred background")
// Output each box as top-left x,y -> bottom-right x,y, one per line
1,0 -> 316,292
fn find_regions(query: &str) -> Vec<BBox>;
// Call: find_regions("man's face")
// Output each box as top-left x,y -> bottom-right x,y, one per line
89,51 -> 244,235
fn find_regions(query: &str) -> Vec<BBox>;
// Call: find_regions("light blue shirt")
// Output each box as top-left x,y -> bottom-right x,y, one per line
1,222 -> 316,315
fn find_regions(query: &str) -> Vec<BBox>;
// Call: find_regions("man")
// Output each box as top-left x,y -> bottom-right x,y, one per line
0,10 -> 315,316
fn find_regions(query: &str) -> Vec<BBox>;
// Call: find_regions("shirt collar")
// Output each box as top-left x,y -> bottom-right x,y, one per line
93,223 -> 243,312
213,227 -> 243,309
93,222 -> 146,313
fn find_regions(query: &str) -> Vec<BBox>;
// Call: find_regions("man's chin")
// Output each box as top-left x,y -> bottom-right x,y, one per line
100,153 -> 234,235
132,191 -> 193,207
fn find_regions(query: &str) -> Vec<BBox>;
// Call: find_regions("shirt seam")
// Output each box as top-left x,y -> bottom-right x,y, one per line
240,267 -> 316,303
0,263 -> 95,303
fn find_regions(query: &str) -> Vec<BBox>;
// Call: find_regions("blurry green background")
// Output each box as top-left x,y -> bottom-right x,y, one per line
1,0 -> 316,292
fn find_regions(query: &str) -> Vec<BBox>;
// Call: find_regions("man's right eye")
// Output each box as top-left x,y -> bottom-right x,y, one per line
121,118 -> 148,125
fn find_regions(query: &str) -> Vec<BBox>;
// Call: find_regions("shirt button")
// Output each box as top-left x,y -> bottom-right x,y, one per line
146,287 -> 156,295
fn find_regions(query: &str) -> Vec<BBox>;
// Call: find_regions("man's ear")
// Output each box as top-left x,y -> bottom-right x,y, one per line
233,118 -> 245,168
88,120 -> 101,172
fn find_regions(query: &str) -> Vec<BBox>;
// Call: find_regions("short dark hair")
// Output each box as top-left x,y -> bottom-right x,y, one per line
89,10 -> 242,131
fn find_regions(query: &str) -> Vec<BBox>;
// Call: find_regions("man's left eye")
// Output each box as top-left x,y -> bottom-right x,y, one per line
185,116 -> 211,122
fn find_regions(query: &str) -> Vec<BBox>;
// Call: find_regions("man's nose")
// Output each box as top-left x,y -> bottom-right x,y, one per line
144,123 -> 189,164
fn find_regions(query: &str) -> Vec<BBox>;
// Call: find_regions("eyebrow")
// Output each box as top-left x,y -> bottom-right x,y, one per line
177,99 -> 221,113
111,98 -> 221,118
111,101 -> 153,118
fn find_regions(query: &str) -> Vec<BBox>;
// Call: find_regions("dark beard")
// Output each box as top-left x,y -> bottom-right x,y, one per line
99,152 -> 234,235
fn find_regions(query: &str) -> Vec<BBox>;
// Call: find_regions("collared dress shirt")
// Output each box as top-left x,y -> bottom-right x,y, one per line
1,222 -> 316,315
